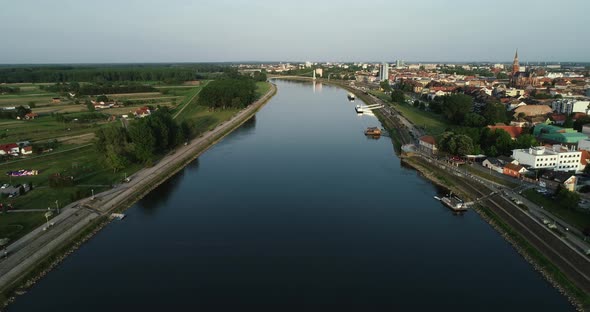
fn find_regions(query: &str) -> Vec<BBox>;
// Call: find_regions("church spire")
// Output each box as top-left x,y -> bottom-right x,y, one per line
512,49 -> 520,76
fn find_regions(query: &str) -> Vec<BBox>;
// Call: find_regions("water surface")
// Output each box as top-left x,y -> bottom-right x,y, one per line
8,80 -> 571,311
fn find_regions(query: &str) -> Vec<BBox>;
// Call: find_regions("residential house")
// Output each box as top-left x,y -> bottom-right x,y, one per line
134,106 -> 151,118
21,146 -> 33,155
503,163 -> 527,178
539,171 -> 577,193
418,136 -> 437,154
51,97 -> 61,104
482,158 -> 503,173
507,100 -> 527,111
487,125 -> 525,140
24,113 -> 38,120
0,143 -> 20,155
498,156 -> 519,165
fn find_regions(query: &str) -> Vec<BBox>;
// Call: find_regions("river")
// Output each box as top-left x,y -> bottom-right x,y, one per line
7,80 -> 571,311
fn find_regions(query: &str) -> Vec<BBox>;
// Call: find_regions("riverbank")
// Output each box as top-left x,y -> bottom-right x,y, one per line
0,83 -> 277,309
402,156 -> 588,310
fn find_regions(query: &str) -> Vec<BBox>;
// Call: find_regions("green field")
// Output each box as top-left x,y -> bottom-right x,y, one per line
0,80 -> 272,246
371,91 -> 449,135
522,189 -> 590,231
0,211 -> 47,243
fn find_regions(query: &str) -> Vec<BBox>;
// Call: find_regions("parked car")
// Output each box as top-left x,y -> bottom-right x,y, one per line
0,184 -> 8,189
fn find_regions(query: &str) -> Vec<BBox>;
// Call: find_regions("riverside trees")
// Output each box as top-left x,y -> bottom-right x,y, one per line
96,108 -> 189,170
197,78 -> 257,109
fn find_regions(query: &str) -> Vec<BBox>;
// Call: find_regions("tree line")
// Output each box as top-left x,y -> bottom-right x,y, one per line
437,127 -> 538,157
0,86 -> 20,94
197,78 -> 257,109
0,64 -> 232,83
42,82 -> 157,95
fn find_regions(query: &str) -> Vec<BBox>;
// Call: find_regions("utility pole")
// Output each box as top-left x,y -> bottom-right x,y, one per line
91,189 -> 95,200
55,200 -> 59,214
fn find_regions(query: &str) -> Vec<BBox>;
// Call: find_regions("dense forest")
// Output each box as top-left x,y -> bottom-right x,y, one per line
95,108 -> 193,170
0,64 -> 232,83
197,78 -> 257,109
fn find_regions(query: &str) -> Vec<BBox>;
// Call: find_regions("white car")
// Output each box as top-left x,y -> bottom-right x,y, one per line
1,184 -> 8,189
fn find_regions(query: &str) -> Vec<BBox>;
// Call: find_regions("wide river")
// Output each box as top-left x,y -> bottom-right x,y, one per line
9,80 -> 571,311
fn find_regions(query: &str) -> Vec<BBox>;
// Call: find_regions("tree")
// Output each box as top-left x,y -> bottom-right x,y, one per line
563,116 -> 574,128
128,120 -> 157,163
556,187 -> 580,210
462,112 -> 486,127
453,134 -> 474,155
105,144 -> 128,172
441,94 -> 473,123
413,100 -> 420,108
574,116 -> 590,131
87,102 -> 95,112
391,90 -> 405,103
482,102 -> 507,125
514,134 -> 538,149
380,80 -> 391,92
496,72 -> 508,79
15,106 -> 31,119
96,95 -> 109,102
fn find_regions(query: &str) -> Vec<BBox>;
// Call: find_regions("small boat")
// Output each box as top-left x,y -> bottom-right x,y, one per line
348,92 -> 356,101
364,127 -> 381,136
355,105 -> 364,113
434,196 -> 441,201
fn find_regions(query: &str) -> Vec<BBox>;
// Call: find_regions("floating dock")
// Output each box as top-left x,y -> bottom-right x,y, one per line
110,213 -> 126,220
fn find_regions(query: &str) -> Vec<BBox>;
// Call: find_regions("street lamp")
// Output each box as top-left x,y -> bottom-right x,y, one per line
55,200 -> 59,214
91,189 -> 95,200
44,208 -> 53,230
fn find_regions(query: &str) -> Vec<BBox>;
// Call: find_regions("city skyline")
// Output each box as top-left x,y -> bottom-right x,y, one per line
1,0 -> 589,64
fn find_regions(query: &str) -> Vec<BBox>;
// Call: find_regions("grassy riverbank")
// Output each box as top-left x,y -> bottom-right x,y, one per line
477,205 -> 590,309
403,155 -> 588,309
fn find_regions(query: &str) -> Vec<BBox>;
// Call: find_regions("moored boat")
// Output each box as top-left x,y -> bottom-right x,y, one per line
364,127 -> 381,136
348,92 -> 356,101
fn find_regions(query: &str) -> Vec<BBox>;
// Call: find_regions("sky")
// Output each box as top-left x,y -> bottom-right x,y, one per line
1,0 -> 589,64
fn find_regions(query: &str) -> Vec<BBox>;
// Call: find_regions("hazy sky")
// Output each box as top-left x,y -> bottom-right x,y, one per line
1,0 -> 588,63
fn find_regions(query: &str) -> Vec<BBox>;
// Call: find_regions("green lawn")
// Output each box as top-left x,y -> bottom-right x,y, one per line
255,81 -> 271,98
370,91 -> 449,135
522,189 -> 590,231
0,211 -> 47,243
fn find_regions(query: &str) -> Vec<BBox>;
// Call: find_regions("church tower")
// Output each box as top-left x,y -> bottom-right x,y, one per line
511,49 -> 520,75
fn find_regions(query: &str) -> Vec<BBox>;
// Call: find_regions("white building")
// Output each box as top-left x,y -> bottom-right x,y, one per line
511,145 -> 582,172
379,63 -> 389,82
551,99 -> 590,115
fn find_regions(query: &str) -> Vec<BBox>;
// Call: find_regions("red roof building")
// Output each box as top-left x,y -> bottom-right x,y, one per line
503,163 -> 526,178
418,135 -> 437,154
487,126 -> 525,140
